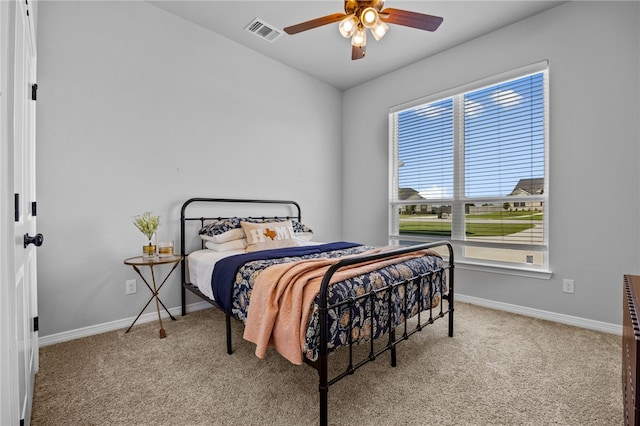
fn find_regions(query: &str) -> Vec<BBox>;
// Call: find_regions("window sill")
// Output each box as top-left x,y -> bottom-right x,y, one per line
455,260 -> 552,280
389,236 -> 552,279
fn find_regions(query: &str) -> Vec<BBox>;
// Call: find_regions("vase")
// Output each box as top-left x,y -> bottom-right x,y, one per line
158,241 -> 174,257
142,243 -> 156,258
142,233 -> 157,258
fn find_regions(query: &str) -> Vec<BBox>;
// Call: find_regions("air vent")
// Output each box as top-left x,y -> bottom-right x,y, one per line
245,18 -> 283,43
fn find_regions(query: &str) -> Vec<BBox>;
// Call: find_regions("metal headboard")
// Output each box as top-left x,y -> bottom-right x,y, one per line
179,197 -> 302,314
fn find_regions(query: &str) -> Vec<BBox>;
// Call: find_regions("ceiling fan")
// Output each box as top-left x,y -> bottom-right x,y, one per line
283,0 -> 443,60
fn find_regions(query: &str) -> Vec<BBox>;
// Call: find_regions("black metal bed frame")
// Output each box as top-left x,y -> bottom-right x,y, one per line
179,197 -> 454,426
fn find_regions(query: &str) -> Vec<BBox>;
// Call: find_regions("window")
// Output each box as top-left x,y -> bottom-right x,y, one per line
389,63 -> 548,271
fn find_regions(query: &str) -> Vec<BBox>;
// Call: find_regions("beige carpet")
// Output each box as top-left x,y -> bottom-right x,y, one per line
31,303 -> 622,425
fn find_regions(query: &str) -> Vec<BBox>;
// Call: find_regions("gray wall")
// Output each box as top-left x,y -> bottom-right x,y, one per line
36,1 -> 639,337
342,1 -> 640,325
36,1 -> 343,336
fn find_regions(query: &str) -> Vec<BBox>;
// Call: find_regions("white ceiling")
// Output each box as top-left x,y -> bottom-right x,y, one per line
148,1 -> 565,90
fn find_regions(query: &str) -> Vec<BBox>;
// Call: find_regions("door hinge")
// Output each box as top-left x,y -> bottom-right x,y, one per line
33,316 -> 39,332
31,83 -> 37,101
14,193 -> 19,222
31,201 -> 37,216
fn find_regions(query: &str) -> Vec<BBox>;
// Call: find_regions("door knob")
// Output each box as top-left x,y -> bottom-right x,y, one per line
24,233 -> 44,248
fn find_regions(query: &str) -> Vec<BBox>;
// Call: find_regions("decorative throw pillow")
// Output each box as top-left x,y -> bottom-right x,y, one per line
200,217 -> 312,244
240,220 -> 295,245
199,217 -> 255,243
200,217 -> 244,235
292,220 -> 313,234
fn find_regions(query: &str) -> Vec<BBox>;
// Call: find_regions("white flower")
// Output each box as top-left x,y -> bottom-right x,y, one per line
133,212 -> 159,241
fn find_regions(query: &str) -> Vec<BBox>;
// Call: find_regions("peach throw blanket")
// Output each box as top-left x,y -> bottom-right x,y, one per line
242,247 -> 435,365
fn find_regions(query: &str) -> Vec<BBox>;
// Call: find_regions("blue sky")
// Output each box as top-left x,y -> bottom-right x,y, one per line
397,72 -> 545,200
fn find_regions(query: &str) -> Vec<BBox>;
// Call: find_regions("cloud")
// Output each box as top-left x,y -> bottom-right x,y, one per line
491,89 -> 522,108
415,105 -> 449,119
465,99 -> 484,116
419,186 -> 451,200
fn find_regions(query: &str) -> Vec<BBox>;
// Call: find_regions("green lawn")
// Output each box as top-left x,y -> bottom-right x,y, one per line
399,220 -> 536,237
465,211 -> 543,220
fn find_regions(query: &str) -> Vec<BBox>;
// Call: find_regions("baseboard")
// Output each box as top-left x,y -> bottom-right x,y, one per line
39,295 -> 621,347
38,301 -> 213,347
456,294 -> 622,335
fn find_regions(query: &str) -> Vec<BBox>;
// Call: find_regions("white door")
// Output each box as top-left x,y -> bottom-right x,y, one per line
0,0 -> 39,425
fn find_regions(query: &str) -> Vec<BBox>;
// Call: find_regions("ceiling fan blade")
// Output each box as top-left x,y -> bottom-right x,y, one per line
380,8 -> 443,32
284,13 -> 346,35
351,44 -> 366,60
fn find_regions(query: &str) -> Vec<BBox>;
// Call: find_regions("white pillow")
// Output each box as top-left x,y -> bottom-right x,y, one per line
199,228 -> 245,243
240,220 -> 295,245
245,237 -> 307,253
294,232 -> 313,242
204,239 -> 248,252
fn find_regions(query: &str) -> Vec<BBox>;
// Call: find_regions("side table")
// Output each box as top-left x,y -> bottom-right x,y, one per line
123,254 -> 183,338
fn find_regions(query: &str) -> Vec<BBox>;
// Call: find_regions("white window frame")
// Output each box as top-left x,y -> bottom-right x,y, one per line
389,61 -> 550,278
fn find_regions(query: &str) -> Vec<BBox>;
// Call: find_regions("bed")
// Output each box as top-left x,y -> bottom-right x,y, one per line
179,197 -> 454,425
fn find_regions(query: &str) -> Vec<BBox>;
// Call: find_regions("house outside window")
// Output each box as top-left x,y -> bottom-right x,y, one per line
389,62 -> 549,272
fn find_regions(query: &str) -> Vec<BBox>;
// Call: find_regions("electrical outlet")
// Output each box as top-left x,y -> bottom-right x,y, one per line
125,279 -> 137,295
562,279 -> 574,294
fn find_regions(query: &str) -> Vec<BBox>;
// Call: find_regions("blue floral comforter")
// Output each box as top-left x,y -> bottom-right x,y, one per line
212,243 -> 448,362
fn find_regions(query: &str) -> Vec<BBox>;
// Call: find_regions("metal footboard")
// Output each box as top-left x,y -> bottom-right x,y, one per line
315,241 -> 454,426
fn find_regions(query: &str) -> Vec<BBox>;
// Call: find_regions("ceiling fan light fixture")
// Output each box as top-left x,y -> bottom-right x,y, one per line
351,26 -> 366,47
338,14 -> 359,38
371,19 -> 389,41
360,7 -> 378,28
284,1 -> 443,61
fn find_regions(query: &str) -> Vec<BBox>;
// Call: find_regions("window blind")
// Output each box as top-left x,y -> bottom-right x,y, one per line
389,64 -> 549,269
396,98 -> 453,202
463,73 -> 545,198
